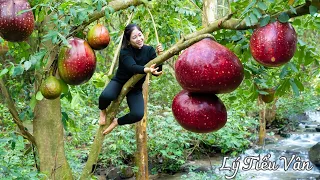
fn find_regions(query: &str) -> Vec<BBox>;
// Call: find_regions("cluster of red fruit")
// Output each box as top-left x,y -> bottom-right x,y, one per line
172,38 -> 244,133
0,0 -> 111,100
172,21 -> 297,133
42,24 -> 110,99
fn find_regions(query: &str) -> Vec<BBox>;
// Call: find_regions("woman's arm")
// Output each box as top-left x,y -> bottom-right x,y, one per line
148,46 -> 163,76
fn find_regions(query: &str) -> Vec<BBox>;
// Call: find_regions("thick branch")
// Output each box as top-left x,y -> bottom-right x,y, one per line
0,78 -> 36,145
68,0 -> 145,38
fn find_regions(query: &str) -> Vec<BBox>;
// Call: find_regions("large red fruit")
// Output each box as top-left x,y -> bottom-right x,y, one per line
172,90 -> 227,133
58,37 -> 96,85
250,21 -> 297,67
87,24 -> 110,50
175,38 -> 244,94
0,0 -> 34,42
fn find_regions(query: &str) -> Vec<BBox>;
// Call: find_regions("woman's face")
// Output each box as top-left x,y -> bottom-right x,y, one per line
130,28 -> 144,49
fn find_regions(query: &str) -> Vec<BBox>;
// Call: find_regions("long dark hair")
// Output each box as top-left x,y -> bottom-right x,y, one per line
121,23 -> 143,49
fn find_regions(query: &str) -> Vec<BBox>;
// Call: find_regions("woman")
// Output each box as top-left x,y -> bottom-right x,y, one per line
99,23 -> 163,135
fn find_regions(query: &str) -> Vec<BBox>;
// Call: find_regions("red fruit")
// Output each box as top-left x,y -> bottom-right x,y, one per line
175,38 -> 244,94
250,21 -> 297,67
172,90 -> 227,133
87,24 -> 110,50
58,37 -> 96,85
0,0 -> 34,42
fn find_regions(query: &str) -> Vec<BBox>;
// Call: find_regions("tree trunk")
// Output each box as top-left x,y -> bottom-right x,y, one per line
202,0 -> 218,27
135,73 -> 150,180
258,97 -> 266,146
33,98 -> 73,179
265,99 -> 277,127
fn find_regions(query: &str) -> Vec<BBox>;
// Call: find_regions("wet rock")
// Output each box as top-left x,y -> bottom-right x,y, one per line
308,143 -> 320,166
316,127 -> 320,132
304,128 -> 317,133
107,167 -> 121,180
305,125 -> 318,128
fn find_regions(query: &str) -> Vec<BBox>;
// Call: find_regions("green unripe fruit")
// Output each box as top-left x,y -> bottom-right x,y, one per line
259,88 -> 275,103
40,76 -> 62,100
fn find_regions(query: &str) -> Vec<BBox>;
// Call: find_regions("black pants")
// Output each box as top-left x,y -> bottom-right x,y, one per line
98,80 -> 144,125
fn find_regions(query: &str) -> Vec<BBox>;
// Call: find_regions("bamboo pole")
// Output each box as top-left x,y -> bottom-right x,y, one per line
258,97 -> 266,146
107,13 -> 134,79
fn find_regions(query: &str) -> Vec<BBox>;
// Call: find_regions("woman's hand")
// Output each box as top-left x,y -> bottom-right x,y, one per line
144,64 -> 162,76
156,44 -> 163,54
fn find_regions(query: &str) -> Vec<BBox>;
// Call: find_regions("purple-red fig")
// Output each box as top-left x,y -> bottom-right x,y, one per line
87,24 -> 110,50
175,38 -> 244,94
250,21 -> 297,67
172,90 -> 227,133
58,37 -> 96,85
0,0 -> 34,42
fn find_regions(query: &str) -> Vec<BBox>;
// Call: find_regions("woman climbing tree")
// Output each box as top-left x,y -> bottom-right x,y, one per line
98,23 -> 163,135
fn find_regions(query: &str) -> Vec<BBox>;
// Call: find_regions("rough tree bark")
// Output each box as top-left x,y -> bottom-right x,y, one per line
135,73 -> 150,180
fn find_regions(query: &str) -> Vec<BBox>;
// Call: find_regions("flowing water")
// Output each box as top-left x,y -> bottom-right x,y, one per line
156,111 -> 320,180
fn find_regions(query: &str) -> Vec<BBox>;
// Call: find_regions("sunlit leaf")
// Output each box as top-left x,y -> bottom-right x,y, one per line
36,91 -> 44,101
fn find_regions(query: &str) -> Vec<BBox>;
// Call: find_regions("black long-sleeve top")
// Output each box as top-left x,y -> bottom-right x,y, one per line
112,45 -> 162,89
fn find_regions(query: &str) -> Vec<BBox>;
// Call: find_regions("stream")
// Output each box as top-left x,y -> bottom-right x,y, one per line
155,110 -> 320,180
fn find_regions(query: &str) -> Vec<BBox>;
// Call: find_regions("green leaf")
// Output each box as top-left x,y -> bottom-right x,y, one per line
278,12 -> 290,23
253,8 -> 262,18
36,91 -> 44,101
244,16 -> 251,26
250,13 -> 258,25
257,2 -> 267,11
260,15 -> 270,27
0,68 -> 8,77
11,65 -> 24,77
30,95 -> 37,110
24,61 -> 32,70
241,0 -> 256,16
309,5 -> 318,16
276,79 -> 290,97
61,112 -> 69,131
289,79 -> 300,96
304,51 -> 313,66
294,78 -> 304,91
288,62 -> 298,73
290,5 -> 297,14
279,64 -> 289,79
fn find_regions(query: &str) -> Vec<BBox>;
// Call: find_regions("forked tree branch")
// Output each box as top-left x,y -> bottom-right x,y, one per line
68,0 -> 146,38
0,78 -> 36,145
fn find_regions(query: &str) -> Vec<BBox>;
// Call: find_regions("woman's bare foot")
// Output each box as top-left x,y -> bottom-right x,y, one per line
99,110 -> 107,125
103,118 -> 118,135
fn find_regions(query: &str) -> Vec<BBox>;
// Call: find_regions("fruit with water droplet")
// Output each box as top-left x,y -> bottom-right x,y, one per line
250,21 -> 297,67
175,38 -> 244,94
87,24 -> 110,50
58,37 -> 96,85
40,76 -> 62,100
172,90 -> 227,133
0,0 -> 34,42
